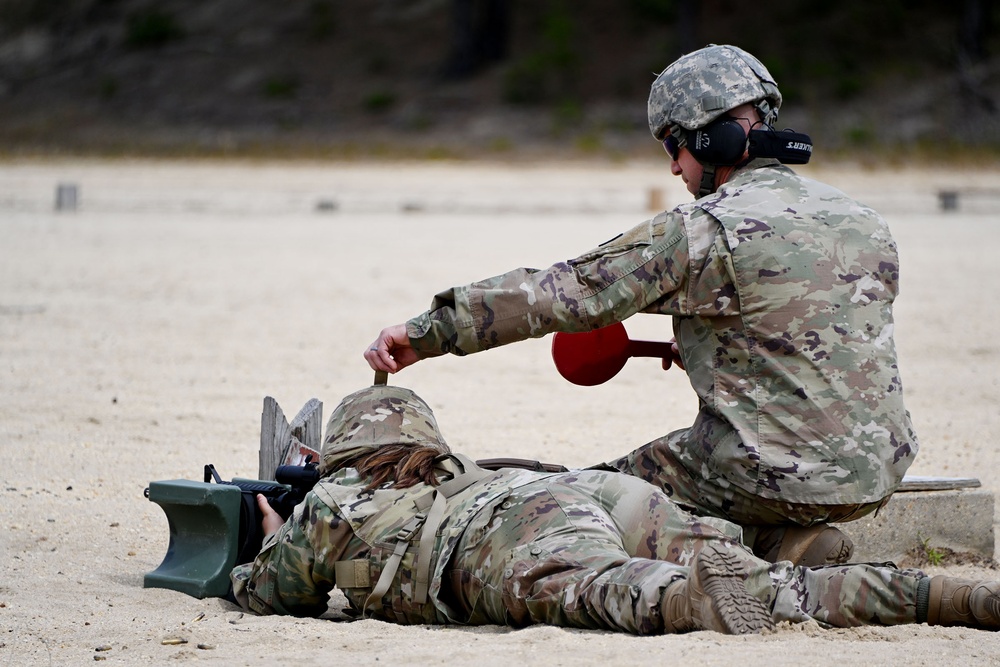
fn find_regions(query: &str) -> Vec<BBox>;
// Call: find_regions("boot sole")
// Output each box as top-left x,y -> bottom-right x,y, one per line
697,545 -> 775,635
983,591 -> 1000,624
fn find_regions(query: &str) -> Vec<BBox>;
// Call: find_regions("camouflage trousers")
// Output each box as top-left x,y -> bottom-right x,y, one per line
448,470 -> 924,634
607,431 -> 889,551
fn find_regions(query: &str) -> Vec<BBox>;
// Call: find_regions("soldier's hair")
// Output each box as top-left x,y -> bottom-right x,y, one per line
346,444 -> 443,491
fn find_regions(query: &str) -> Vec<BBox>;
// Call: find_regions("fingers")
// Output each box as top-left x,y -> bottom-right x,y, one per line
364,324 -> 417,373
256,493 -> 276,516
365,338 -> 399,373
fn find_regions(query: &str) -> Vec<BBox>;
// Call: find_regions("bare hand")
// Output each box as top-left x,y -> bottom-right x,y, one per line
364,323 -> 422,373
257,494 -> 284,539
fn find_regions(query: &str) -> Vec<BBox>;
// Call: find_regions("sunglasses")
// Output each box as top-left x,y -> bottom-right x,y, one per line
662,134 -> 684,161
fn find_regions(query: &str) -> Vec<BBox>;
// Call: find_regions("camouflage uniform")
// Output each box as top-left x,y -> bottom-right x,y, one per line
399,45 -> 917,531
231,386 -> 929,633
404,155 -> 917,530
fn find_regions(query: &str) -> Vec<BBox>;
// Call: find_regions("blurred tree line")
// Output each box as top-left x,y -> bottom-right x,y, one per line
0,0 -> 997,157
441,0 -> 996,109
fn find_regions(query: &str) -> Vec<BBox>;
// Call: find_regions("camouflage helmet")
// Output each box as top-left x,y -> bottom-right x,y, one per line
319,385 -> 450,476
647,44 -> 781,140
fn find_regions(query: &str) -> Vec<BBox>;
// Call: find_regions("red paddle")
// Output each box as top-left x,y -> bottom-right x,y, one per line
551,322 -> 679,386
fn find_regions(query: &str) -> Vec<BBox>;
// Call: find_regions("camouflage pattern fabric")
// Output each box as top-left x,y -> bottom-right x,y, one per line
231,462 -> 560,622
230,465 -> 927,632
454,469 -> 926,631
319,385 -> 451,476
602,430 -> 888,535
452,468 -> 736,633
646,43 -> 781,138
406,160 -> 918,510
753,560 -> 927,629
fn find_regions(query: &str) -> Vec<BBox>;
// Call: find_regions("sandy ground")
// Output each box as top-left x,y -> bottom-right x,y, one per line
2,158 -> 1000,665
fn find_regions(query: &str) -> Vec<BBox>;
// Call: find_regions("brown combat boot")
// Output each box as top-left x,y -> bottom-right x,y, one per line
661,543 -> 774,634
754,525 -> 854,567
923,576 -> 1000,629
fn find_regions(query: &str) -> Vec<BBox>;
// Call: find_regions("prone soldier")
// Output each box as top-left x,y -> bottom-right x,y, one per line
230,384 -> 995,635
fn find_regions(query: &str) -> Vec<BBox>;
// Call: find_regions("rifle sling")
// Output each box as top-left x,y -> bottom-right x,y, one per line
412,453 -> 490,605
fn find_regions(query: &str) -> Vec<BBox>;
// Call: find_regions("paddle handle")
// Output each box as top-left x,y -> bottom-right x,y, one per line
627,340 -> 674,358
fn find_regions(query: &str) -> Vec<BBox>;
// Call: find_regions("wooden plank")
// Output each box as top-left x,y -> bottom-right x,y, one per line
259,397 -> 324,480
289,398 -> 322,451
897,475 -> 981,492
259,397 -> 291,480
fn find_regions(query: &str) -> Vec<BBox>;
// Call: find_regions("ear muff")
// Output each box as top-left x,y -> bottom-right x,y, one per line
687,117 -> 747,165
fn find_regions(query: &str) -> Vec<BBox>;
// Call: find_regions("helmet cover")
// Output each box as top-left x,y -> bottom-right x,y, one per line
647,44 -> 782,140
320,385 -> 450,476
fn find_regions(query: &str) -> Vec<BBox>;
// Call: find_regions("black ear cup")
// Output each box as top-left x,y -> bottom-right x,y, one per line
688,118 -> 747,165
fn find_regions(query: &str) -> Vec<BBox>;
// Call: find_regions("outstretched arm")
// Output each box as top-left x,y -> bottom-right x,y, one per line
365,215 -> 690,372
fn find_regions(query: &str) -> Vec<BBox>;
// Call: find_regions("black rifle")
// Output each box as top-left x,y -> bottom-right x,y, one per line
202,457 -> 322,567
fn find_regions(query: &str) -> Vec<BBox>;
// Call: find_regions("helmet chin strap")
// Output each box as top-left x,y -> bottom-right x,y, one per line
669,123 -> 716,198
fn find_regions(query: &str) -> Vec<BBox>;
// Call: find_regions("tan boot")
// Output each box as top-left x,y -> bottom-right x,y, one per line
661,543 -> 774,635
755,525 -> 854,567
924,576 -> 1000,629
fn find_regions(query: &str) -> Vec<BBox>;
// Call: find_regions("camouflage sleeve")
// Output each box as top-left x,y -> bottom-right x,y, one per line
230,493 -> 354,617
406,214 -> 690,357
